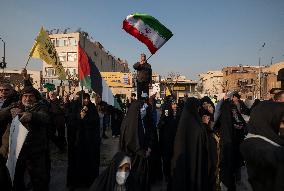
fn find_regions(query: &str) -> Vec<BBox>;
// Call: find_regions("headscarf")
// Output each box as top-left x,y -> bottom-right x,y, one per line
248,101 -> 284,146
89,152 -> 131,191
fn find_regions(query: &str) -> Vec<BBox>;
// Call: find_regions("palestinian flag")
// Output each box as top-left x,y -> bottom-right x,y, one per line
78,43 -> 103,97
123,13 -> 173,54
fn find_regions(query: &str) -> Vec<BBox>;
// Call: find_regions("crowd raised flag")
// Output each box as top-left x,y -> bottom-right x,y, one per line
29,27 -> 66,80
78,43 -> 114,106
123,13 -> 173,54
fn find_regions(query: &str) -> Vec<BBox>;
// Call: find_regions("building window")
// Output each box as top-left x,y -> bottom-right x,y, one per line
65,68 -> 77,76
69,38 -> 77,46
67,52 -> 77,62
58,52 -> 67,62
45,67 -> 56,77
51,38 -> 56,46
57,38 -> 68,47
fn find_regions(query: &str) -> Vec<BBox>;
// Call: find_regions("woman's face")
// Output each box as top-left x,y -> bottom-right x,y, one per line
116,162 -> 131,185
118,163 -> 130,173
83,97 -> 90,106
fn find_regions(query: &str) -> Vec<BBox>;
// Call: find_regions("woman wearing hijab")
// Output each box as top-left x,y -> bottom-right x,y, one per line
158,99 -> 180,191
171,97 -> 213,191
199,108 -> 219,191
240,101 -> 284,191
89,152 -> 132,191
215,97 -> 247,191
120,100 -> 154,191
66,92 -> 101,189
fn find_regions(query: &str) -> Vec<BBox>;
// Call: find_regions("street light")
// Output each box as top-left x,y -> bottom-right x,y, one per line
258,42 -> 265,99
0,37 -> 7,70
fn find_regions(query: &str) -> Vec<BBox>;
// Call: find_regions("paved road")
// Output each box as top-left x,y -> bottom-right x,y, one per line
49,129 -> 165,191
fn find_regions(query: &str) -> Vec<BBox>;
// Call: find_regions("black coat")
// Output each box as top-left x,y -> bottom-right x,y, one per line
240,101 -> 284,191
20,101 -> 50,157
133,62 -> 152,83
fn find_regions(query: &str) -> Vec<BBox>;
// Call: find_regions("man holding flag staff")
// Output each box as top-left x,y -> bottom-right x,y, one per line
133,53 -> 152,99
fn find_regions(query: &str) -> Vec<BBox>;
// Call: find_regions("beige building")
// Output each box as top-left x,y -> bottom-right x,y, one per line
42,31 -> 129,89
198,71 -> 223,97
101,72 -> 133,99
222,62 -> 284,99
0,69 -> 42,90
160,75 -> 197,99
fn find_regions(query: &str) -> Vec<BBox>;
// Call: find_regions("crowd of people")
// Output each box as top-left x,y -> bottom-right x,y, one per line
0,69 -> 125,191
0,56 -> 284,191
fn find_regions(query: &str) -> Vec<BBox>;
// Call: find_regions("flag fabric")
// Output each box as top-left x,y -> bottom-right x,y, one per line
78,44 -> 115,104
6,116 -> 29,183
29,27 -> 66,80
165,86 -> 172,96
123,13 -> 173,54
78,43 -> 92,89
78,43 -> 103,97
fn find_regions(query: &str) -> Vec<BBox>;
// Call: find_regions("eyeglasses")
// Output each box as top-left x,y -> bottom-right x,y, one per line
0,89 -> 10,92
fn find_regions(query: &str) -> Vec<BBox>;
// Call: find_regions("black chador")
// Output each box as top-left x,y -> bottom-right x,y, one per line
89,152 -> 132,191
171,98 -> 212,191
240,102 -> 284,191
120,100 -> 154,191
66,93 -> 100,189
216,99 -> 247,190
158,100 -> 180,190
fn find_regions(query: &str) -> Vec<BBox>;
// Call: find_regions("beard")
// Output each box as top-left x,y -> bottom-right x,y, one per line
23,102 -> 35,109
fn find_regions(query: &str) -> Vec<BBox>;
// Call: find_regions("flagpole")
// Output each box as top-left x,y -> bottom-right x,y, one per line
81,85 -> 84,106
146,54 -> 154,62
24,55 -> 31,69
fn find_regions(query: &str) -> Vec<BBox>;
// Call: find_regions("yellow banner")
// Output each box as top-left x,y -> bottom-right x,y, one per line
29,27 -> 66,80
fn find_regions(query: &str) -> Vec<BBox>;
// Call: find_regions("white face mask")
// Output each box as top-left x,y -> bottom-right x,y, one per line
116,171 -> 130,185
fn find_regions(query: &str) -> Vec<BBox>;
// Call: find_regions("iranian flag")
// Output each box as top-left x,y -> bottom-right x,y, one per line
123,13 -> 173,54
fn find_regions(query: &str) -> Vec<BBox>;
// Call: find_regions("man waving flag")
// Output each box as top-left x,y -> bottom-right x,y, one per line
123,13 -> 173,54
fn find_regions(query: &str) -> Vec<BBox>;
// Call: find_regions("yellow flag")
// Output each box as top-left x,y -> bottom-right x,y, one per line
29,27 -> 66,80
165,86 -> 171,96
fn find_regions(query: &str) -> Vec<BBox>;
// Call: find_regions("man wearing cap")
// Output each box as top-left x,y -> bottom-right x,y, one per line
133,53 -> 152,99
0,83 -> 19,191
11,86 -> 50,191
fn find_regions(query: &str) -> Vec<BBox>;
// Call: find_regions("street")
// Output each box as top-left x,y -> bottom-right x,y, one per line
49,128 -> 166,191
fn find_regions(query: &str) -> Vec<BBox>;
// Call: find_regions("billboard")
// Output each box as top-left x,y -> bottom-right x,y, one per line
101,72 -> 132,88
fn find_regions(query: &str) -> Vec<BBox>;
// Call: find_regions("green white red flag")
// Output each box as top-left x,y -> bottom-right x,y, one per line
123,13 -> 173,54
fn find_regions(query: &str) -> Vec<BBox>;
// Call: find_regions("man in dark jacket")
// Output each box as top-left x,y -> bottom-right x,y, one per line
133,53 -> 152,99
11,86 -> 50,191
0,83 -> 18,191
